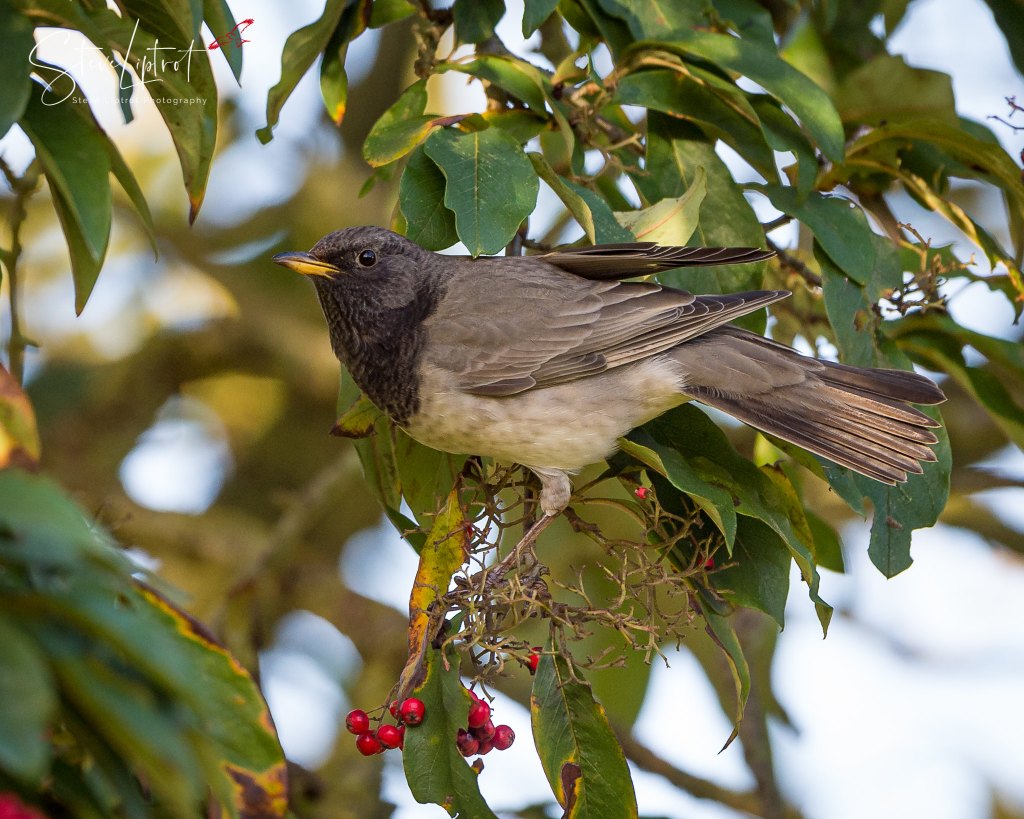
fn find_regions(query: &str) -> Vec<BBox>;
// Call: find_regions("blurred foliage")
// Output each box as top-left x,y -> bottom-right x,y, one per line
0,0 -> 1023,816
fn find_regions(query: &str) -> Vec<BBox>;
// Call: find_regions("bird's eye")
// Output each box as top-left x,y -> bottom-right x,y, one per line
357,249 -> 377,267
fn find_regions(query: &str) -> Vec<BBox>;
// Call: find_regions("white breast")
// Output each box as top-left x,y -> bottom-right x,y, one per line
404,359 -> 687,471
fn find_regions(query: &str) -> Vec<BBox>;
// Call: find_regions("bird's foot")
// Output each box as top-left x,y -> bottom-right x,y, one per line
485,512 -> 556,589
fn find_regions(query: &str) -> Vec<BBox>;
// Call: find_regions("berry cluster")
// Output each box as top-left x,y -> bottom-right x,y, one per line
455,691 -> 515,758
345,697 -> 424,756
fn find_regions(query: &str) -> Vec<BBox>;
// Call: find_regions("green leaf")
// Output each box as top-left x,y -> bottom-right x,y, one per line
90,6 -> 218,221
614,167 -> 706,245
423,127 -> 539,256
629,32 -> 846,162
758,186 -> 876,285
523,0 -> 560,35
710,0 -> 776,48
370,0 -> 415,27
0,2 -> 34,139
480,108 -> 547,143
19,81 -> 112,313
835,54 -> 957,126
362,80 -> 437,167
531,651 -> 638,818
818,253 -> 951,577
636,115 -> 767,299
616,70 -> 777,181
749,97 -> 818,197
980,0 -> 1024,77
645,406 -> 832,631
563,180 -> 636,242
202,0 -> 244,83
403,646 -> 498,818
713,518 -> 791,627
594,0 -> 704,40
0,614 -> 56,783
400,146 -> 459,250
136,587 -> 287,817
439,55 -> 548,111
395,431 -> 465,527
529,153 -> 596,243
696,594 -> 751,738
258,0 -> 349,144
319,0 -> 371,125
453,0 -> 505,43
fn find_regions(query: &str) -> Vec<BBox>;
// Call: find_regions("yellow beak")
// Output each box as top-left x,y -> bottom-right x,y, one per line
272,251 -> 339,278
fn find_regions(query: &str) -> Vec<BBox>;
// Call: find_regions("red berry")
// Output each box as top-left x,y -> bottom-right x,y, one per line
634,486 -> 649,499
467,699 -> 490,728
704,557 -> 715,570
345,709 -> 370,735
355,732 -> 382,756
389,700 -> 401,720
400,697 -> 426,725
377,724 -> 402,749
471,719 -> 496,742
456,728 -> 479,757
492,724 -> 515,751
477,738 -> 494,755
526,648 -> 541,674
468,688 -> 482,702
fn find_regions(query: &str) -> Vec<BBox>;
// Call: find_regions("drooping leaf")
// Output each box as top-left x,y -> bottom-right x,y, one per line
452,0 -> 506,44
403,645 -> 498,818
0,364 -> 41,470
712,517 -> 791,627
627,32 -> 846,161
531,650 -> 638,818
562,179 -> 636,242
202,0 -> 245,83
0,2 -> 34,139
257,0 -> 350,143
319,0 -> 371,125
423,127 -> 539,255
523,0 -> 560,35
529,152 -> 597,243
835,54 -> 958,125
400,146 -> 459,251
19,81 -> 111,313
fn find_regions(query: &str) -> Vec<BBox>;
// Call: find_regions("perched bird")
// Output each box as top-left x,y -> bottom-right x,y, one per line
274,226 -> 944,545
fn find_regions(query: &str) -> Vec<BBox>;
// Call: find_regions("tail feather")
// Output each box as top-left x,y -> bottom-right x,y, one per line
673,328 -> 946,484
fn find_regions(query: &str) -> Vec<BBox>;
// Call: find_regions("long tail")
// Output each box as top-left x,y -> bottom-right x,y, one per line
670,327 -> 945,484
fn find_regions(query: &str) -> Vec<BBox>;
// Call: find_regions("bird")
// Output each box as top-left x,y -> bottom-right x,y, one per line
274,226 -> 945,551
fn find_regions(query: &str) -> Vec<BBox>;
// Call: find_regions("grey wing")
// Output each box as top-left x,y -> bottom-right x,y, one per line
422,259 -> 789,396
536,242 -> 775,280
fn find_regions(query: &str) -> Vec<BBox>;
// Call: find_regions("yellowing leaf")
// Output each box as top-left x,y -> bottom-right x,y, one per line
0,364 -> 40,470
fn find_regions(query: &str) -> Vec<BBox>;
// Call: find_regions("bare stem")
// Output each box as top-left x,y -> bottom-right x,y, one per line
0,156 -> 40,385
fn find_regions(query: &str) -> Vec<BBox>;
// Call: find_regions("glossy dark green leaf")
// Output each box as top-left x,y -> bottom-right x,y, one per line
0,615 -> 56,783
394,429 -> 465,527
201,0 -> 244,82
645,406 -> 832,632
91,6 -> 218,222
629,32 -> 846,162
19,81 -> 111,313
523,0 -> 560,35
750,97 -> 818,197
258,0 -> 349,144
836,54 -> 957,125
531,651 -> 638,818
759,186 -> 876,285
320,0 -> 371,125
403,646 -> 498,818
400,146 -> 459,250
0,2 -> 34,139
713,518 -> 791,627
616,71 -> 777,182
423,127 -> 539,255
453,0 -> 505,43
818,251 -> 951,577
981,0 -> 1024,77
439,55 -> 548,111
594,0 -> 704,40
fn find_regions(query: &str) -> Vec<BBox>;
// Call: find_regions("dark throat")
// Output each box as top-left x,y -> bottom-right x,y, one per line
315,277 -> 442,426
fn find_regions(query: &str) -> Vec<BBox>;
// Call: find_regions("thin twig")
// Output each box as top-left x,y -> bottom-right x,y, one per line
766,237 -> 822,288
0,156 -> 40,385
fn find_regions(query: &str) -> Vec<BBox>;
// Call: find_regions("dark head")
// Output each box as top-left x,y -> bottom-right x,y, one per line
273,226 -> 446,424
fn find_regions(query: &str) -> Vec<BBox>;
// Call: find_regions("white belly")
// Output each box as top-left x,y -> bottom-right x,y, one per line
404,359 -> 687,471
